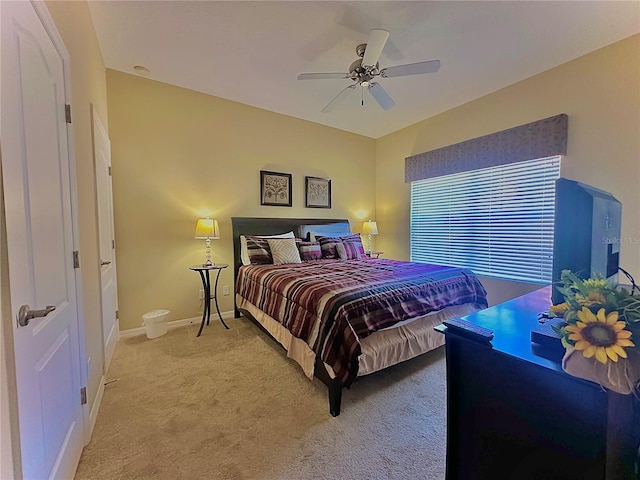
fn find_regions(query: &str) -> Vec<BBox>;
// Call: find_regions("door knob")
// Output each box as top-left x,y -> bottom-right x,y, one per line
101,260 -> 111,266
17,305 -> 56,327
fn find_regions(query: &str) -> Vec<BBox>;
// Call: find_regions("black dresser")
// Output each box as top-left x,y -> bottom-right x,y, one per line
436,286 -> 639,479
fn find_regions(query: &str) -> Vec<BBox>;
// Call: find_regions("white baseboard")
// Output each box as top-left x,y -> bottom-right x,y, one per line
119,310 -> 236,338
89,374 -> 106,439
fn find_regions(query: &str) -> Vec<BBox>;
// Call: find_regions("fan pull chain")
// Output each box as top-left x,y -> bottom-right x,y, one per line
361,86 -> 364,107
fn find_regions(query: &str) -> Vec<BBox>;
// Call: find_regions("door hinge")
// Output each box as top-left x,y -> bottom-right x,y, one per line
80,387 -> 87,405
108,166 -> 112,176
112,239 -> 115,249
73,251 -> 80,269
65,104 -> 72,124
115,310 -> 119,320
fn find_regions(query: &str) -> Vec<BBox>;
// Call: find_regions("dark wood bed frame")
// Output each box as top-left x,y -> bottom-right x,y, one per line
231,217 -> 352,416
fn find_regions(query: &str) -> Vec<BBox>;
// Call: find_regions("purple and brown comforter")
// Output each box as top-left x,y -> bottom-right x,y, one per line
236,258 -> 487,386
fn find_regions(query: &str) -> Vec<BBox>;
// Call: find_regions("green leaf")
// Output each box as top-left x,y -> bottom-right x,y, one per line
565,310 -> 578,323
621,296 -> 640,323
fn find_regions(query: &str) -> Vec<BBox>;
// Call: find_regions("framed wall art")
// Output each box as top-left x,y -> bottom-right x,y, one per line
305,176 -> 331,209
260,170 -> 292,207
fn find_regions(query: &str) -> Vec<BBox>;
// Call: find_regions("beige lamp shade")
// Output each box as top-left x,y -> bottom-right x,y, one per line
362,220 -> 378,236
194,218 -> 220,239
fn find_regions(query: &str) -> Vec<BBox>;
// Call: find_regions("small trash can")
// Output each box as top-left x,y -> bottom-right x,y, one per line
142,309 -> 170,339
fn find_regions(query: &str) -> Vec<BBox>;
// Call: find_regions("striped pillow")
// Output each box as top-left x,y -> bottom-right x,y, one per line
336,241 -> 363,260
350,238 -> 365,257
308,231 -> 350,242
316,234 -> 363,259
267,238 -> 301,265
245,236 -> 272,265
298,241 -> 322,261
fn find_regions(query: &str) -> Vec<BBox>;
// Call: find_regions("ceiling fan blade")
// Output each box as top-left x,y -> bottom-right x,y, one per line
298,73 -> 350,80
362,29 -> 389,67
321,84 -> 357,113
381,60 -> 441,78
367,82 -> 395,110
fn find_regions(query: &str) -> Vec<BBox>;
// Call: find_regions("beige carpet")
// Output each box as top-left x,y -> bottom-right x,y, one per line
75,317 -> 448,480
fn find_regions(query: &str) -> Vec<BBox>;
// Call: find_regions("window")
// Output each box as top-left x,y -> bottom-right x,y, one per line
410,156 -> 561,283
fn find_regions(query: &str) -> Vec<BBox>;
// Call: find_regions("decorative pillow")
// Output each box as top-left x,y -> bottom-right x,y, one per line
240,231 -> 294,265
336,241 -> 363,260
350,238 -> 365,257
245,236 -> 272,265
298,241 -> 322,261
317,234 -> 363,259
308,231 -> 351,242
267,238 -> 302,265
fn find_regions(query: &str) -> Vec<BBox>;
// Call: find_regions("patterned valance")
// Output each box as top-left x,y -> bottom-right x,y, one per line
405,114 -> 568,182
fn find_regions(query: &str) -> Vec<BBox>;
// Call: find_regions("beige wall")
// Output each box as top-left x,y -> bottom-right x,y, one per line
376,35 -> 640,306
46,0 -> 109,414
106,70 -> 376,331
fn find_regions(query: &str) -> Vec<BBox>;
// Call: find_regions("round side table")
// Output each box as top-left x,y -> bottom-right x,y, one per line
189,264 -> 229,336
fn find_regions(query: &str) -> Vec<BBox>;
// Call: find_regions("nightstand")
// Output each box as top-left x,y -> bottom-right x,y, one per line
189,264 -> 229,336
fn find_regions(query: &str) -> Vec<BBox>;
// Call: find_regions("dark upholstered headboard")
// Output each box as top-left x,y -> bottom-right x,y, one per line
231,217 -> 351,315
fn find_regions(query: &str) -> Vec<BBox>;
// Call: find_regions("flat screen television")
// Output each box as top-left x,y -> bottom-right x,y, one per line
551,178 -> 622,304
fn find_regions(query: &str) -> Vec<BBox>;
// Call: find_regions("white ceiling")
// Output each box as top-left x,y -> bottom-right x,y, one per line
88,1 -> 640,139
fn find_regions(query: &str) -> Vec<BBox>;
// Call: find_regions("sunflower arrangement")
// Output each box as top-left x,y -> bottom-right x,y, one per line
549,270 -> 640,365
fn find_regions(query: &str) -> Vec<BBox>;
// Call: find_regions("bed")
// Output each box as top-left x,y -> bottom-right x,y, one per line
232,217 -> 488,416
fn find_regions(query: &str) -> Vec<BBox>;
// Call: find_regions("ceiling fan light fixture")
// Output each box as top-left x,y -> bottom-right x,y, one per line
297,28 -> 440,113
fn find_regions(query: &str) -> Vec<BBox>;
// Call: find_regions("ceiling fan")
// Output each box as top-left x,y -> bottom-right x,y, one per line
297,29 -> 440,113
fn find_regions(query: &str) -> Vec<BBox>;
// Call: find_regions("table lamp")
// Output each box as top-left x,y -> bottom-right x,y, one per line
194,218 -> 220,266
362,220 -> 378,254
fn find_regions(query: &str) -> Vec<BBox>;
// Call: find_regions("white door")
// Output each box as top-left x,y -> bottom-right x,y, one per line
92,106 -> 119,370
1,2 -> 84,479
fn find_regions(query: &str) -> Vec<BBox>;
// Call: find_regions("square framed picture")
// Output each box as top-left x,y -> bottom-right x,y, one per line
305,176 -> 331,209
260,170 -> 292,207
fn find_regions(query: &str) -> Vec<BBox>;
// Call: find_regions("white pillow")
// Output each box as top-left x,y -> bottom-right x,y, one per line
267,238 -> 301,265
240,231 -> 295,265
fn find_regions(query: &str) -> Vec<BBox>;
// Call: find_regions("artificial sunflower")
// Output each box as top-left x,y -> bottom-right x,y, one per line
582,278 -> 609,290
575,291 -> 606,307
564,307 -> 635,364
549,302 -> 569,314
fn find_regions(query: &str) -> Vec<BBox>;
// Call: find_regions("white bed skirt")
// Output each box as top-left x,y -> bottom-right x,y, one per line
236,294 -> 480,380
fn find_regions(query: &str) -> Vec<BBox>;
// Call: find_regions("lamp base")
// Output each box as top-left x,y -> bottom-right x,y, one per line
203,238 -> 214,267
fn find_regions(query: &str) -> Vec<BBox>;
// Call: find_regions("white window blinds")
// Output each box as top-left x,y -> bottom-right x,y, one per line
410,156 -> 561,283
